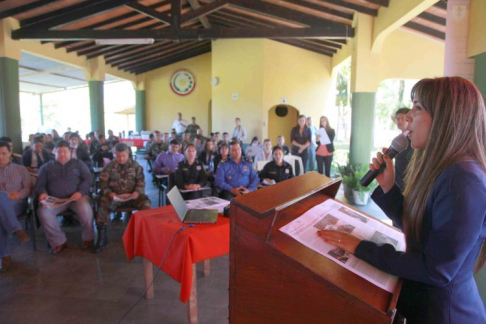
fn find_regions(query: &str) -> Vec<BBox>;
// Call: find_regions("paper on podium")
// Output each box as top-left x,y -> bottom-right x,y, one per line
279,199 -> 406,293
317,128 -> 331,145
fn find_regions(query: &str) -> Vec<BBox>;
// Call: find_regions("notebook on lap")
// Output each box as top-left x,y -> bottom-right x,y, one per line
167,187 -> 218,224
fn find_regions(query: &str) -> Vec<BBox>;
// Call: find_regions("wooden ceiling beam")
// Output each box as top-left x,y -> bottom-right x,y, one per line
404,21 -> 445,40
66,42 -> 97,53
119,41 -> 210,70
280,0 -> 353,21
187,0 -> 211,28
227,0 -> 344,27
108,41 -> 185,65
19,0 -> 133,30
417,12 -> 446,26
181,0 -> 229,24
12,25 -> 354,40
0,0 -> 59,20
214,10 -> 276,28
125,2 -> 171,24
131,46 -> 212,74
362,0 -> 389,7
125,42 -> 210,71
317,0 -> 378,16
433,1 -> 447,10
172,0 -> 181,31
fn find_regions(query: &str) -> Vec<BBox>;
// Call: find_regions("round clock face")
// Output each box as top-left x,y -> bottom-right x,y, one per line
170,69 -> 196,96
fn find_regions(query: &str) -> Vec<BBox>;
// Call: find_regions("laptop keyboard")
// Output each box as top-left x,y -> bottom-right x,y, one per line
190,209 -> 209,221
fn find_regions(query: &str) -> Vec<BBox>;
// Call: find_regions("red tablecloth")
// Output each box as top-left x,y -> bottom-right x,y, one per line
121,138 -> 148,148
123,206 -> 230,303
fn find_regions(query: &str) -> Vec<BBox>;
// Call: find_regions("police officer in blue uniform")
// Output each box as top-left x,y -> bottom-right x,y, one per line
259,146 -> 294,185
175,144 -> 207,200
215,141 -> 259,200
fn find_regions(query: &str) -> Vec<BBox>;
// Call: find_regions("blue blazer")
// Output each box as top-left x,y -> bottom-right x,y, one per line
355,161 -> 486,324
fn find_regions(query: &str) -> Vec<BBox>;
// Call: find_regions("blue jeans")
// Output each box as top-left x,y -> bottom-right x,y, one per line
307,145 -> 316,172
0,192 -> 22,257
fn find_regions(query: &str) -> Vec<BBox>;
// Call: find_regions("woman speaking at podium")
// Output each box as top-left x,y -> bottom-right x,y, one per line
320,77 -> 486,323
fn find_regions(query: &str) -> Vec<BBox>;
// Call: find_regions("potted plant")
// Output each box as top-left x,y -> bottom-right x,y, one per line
337,163 -> 378,205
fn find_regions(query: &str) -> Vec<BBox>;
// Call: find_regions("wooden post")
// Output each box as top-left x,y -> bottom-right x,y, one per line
143,258 -> 154,299
187,263 -> 198,324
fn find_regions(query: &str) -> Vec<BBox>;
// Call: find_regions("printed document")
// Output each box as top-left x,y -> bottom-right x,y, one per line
279,199 -> 405,293
40,196 -> 73,209
185,196 -> 230,214
317,128 -> 331,145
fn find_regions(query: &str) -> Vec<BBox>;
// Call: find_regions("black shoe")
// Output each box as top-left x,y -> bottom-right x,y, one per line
93,224 -> 108,254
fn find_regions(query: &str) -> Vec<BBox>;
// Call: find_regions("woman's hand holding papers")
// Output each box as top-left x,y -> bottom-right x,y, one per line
317,230 -> 361,254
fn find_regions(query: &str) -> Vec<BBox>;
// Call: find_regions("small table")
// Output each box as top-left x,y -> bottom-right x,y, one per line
121,138 -> 148,148
123,206 -> 230,324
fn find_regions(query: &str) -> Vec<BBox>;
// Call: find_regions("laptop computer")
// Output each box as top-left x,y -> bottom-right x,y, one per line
167,187 -> 218,224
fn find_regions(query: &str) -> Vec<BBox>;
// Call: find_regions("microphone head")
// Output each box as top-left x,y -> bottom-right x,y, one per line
390,134 -> 409,153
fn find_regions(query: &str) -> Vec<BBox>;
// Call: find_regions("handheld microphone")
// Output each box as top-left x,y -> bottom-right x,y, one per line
359,133 -> 409,187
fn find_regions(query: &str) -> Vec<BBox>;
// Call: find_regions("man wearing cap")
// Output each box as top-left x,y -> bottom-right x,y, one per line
215,141 -> 259,200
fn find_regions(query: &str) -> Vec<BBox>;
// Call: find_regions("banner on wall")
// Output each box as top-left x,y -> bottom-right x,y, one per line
170,68 -> 196,96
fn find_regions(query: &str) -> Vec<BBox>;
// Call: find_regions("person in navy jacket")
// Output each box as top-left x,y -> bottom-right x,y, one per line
320,77 -> 486,324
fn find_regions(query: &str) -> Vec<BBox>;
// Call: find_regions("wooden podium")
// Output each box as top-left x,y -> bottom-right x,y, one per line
229,172 -> 401,324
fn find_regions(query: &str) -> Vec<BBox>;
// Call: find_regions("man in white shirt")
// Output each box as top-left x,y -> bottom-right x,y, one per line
172,112 -> 188,136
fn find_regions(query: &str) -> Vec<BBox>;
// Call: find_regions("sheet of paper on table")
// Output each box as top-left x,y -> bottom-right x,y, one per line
185,196 -> 230,214
279,199 -> 406,293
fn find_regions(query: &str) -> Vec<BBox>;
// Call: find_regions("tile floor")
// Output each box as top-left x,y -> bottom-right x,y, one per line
0,157 -> 389,324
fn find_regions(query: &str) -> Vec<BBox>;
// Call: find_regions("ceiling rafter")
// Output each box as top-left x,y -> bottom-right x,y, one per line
181,0 -> 229,24
109,41 -> 189,66
404,21 -> 445,40
316,0 -> 378,16
132,45 -> 212,74
279,0 -> 353,21
227,0 -> 345,27
417,12 -> 446,26
125,1 -> 171,24
0,0 -> 59,20
19,0 -> 133,30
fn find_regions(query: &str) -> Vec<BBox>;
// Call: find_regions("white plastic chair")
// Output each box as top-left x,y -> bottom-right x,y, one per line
256,160 -> 269,171
284,155 -> 304,176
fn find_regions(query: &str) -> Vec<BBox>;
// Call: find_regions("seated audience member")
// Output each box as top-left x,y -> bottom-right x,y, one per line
148,131 -> 165,160
277,135 -> 291,155
244,136 -> 263,161
69,133 -> 92,168
194,136 -> 204,155
107,129 -> 119,144
169,131 -> 178,142
213,132 -> 221,145
0,141 -> 32,216
88,132 -> 100,155
92,135 -> 113,167
94,143 -> 151,253
215,141 -> 259,200
43,142 -> 55,160
254,139 -> 273,166
62,132 -> 71,142
22,136 -> 51,173
198,140 -> 216,170
213,143 -> 229,172
144,133 -> 155,153
35,141 -> 94,254
218,132 -> 230,147
0,137 -> 22,165
153,139 -> 184,175
182,131 -> 192,152
51,129 -> 62,144
0,192 -> 30,272
258,146 -> 294,185
175,144 -> 208,200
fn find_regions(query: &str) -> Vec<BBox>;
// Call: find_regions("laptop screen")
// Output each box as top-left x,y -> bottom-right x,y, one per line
167,187 -> 188,222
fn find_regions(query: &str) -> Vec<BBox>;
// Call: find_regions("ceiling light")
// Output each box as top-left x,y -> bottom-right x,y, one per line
95,38 -> 155,45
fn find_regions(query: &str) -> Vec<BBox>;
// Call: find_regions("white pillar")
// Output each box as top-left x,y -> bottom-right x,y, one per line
444,0 -> 475,80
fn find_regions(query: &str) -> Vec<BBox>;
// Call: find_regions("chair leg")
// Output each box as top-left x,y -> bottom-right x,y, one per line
29,215 -> 36,251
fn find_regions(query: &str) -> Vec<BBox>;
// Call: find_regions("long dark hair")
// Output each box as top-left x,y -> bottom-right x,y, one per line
319,116 -> 332,133
402,77 -> 486,272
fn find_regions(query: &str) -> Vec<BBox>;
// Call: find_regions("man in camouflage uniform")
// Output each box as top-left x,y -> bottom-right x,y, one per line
93,143 -> 151,253
148,131 -> 165,160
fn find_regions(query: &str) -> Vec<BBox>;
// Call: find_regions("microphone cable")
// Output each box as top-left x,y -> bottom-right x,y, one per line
117,224 -> 195,324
